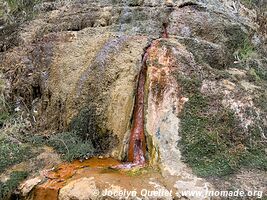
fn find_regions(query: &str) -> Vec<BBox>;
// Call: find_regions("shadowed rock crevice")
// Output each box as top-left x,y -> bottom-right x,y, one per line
0,24 -> 20,52
178,1 -> 199,8
69,106 -> 119,155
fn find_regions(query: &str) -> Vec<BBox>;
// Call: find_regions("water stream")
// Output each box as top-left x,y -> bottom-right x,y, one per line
32,23 -> 169,199
113,23 -> 169,169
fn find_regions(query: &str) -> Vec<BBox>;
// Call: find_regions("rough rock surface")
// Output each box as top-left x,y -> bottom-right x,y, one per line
0,0 -> 266,199
1,0 -> 265,158
144,38 -> 213,197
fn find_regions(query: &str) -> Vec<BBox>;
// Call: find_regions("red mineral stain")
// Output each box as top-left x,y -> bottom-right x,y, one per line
114,23 -> 170,169
34,158 -> 120,200
127,51 -> 148,165
33,24 -> 170,199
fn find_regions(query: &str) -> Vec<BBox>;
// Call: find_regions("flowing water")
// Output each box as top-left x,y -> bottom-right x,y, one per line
114,22 -> 169,169
32,23 -> 169,199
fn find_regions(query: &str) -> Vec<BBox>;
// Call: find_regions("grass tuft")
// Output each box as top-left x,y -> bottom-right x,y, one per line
47,132 -> 95,161
22,131 -> 96,162
2,0 -> 42,23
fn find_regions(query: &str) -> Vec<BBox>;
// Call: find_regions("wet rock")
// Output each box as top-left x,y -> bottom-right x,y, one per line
57,165 -> 174,200
0,1 -> 266,199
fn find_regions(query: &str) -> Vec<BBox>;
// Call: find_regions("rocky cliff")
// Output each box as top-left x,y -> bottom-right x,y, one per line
0,0 -> 266,199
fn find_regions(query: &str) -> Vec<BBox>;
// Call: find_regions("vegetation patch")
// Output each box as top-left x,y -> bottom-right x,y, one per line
124,166 -> 156,177
2,0 -> 42,23
46,132 -> 95,162
236,38 -> 255,61
70,107 -> 119,154
23,131 -> 100,162
0,107 -> 117,173
0,111 -> 9,128
253,92 -> 267,113
240,0 -> 264,8
178,76 -> 267,177
0,171 -> 28,200
0,137 -> 37,173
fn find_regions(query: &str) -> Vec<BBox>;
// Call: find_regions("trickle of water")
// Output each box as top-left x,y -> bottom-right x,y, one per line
114,23 -> 170,169
127,50 -> 148,164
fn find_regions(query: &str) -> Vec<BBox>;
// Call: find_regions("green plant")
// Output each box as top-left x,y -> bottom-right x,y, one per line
47,132 -> 96,161
0,137 -> 36,173
237,38 -> 254,60
254,93 -> 267,112
21,131 -> 98,161
0,74 -> 11,127
247,68 -> 261,82
3,0 -> 42,23
0,111 -> 9,127
254,66 -> 267,81
178,76 -> 267,177
0,171 -> 28,200
240,0 -> 258,8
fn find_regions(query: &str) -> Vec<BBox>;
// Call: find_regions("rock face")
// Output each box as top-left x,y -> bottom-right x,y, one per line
144,38 -> 213,199
0,0 -> 267,199
1,0 -> 265,158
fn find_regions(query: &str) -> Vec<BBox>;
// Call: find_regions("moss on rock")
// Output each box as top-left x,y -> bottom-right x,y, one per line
178,75 -> 267,177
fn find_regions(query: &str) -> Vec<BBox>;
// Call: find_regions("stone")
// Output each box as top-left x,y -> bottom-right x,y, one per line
59,177 -> 100,200
145,39 -> 213,199
0,1 -> 266,199
19,177 -> 42,197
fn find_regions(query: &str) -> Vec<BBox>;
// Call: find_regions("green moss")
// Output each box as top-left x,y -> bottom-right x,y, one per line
124,166 -> 155,177
176,75 -> 201,95
0,171 -> 28,200
240,149 -> 267,170
178,76 -> 267,177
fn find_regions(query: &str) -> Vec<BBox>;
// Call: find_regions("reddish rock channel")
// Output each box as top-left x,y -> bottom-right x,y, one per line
31,23 -> 169,199
116,23 -> 169,168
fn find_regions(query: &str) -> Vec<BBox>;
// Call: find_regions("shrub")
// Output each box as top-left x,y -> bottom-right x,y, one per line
2,0 -> 42,23
0,137 -> 36,173
47,132 -> 96,161
0,171 -> 28,200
